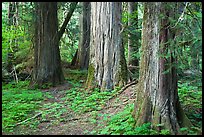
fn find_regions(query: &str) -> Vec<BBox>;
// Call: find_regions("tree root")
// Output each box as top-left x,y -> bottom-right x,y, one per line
103,80 -> 137,110
110,80 -> 137,101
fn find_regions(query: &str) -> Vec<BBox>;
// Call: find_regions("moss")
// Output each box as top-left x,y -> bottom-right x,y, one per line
119,52 -> 128,87
86,63 -> 95,88
134,93 -> 152,127
151,106 -> 161,130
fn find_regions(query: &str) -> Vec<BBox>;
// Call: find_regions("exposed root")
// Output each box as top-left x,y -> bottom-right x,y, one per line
110,80 -> 137,101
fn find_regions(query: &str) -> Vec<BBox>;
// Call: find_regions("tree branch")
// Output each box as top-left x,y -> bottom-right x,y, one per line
58,2 -> 78,42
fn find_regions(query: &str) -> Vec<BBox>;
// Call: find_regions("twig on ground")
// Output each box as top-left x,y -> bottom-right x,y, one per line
14,112 -> 42,127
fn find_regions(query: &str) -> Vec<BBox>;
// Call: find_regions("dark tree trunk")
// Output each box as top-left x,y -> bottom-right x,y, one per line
77,2 -> 91,70
30,2 -> 64,88
132,2 -> 193,135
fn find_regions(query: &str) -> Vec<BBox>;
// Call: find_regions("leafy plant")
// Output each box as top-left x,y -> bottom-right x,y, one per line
64,87 -> 115,113
178,80 -> 202,127
2,81 -> 44,132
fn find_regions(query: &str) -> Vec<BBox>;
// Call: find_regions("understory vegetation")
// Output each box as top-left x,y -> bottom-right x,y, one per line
2,69 -> 202,135
2,2 -> 202,135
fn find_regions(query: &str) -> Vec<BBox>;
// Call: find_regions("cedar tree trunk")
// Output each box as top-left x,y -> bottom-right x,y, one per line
132,2 -> 193,135
86,2 -> 128,91
30,2 -> 64,88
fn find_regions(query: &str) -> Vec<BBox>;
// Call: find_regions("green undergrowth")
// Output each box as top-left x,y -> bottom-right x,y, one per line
2,81 -> 44,133
35,101 -> 69,125
2,81 -> 64,133
63,68 -> 87,87
178,79 -> 202,128
92,103 -> 200,135
2,70 -> 202,135
89,77 -> 202,135
91,104 -> 169,135
62,87 -> 120,113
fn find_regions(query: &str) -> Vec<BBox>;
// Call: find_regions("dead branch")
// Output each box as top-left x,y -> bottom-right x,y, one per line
128,65 -> 139,69
67,117 -> 81,121
15,112 -> 42,127
4,112 -> 42,129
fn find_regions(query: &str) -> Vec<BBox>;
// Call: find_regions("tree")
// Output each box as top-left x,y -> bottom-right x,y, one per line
58,2 -> 78,42
77,2 -> 91,70
30,2 -> 78,88
30,2 -> 64,87
6,2 -> 19,73
127,2 -> 139,67
132,3 -> 193,134
86,2 -> 128,91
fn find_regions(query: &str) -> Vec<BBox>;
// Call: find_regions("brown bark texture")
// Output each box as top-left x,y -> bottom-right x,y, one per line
132,2 -> 193,135
77,2 -> 91,70
30,2 -> 64,88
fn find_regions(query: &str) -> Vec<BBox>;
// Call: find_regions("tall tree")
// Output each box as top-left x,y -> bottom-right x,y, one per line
30,2 -> 78,88
132,2 -> 193,134
77,2 -> 91,70
30,2 -> 64,87
86,2 -> 128,91
127,2 -> 139,67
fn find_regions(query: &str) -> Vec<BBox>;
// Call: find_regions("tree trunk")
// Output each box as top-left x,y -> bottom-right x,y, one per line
127,2 -> 139,67
30,2 -> 64,88
58,2 -> 78,42
86,2 -> 128,91
132,2 -> 192,135
77,2 -> 90,70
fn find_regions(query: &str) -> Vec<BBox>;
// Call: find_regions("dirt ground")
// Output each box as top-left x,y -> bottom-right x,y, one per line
4,82 -> 136,135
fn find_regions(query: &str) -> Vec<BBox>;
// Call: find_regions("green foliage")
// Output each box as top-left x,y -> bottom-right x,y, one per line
2,2 -> 33,72
171,3 -> 202,74
58,3 -> 81,63
95,104 -> 170,135
36,102 -> 68,124
179,127 -> 201,135
178,80 -> 202,127
64,68 -> 87,87
64,87 -> 118,113
41,83 -> 53,89
2,81 -> 44,132
3,80 -> 30,90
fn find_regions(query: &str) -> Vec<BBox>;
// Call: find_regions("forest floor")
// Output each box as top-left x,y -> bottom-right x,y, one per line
3,69 -> 137,135
2,68 -> 202,135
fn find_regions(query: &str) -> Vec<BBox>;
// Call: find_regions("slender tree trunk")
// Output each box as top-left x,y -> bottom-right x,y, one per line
86,2 -> 128,91
77,2 -> 90,70
128,2 -> 139,67
30,2 -> 64,88
58,2 -> 78,42
132,2 -> 192,134
79,2 -> 91,69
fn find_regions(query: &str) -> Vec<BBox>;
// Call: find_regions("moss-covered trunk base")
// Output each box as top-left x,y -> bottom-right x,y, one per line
132,83 -> 197,135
